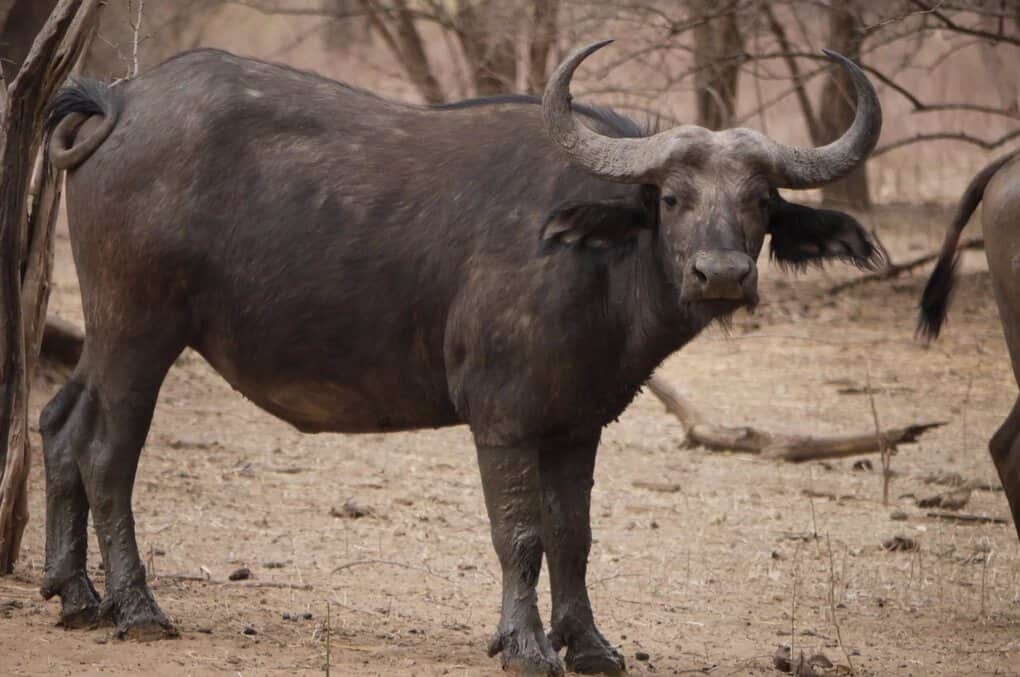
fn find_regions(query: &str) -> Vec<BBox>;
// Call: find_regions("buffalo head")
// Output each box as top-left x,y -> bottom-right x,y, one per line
542,40 -> 882,315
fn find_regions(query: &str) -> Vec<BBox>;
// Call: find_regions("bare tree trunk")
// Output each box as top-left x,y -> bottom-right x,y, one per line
692,1 -> 744,130
0,0 -> 100,574
764,3 -> 822,144
322,0 -> 358,52
818,4 -> 871,209
359,0 -> 445,103
525,0 -> 558,95
454,0 -> 518,96
0,0 -> 60,76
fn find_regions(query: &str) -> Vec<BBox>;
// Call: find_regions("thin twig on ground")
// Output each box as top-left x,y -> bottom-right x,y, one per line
926,512 -> 1009,525
864,360 -> 892,505
827,534 -> 855,675
331,558 -> 450,582
155,573 -> 313,590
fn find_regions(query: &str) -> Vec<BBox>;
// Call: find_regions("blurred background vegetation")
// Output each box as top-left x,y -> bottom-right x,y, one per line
3,1 -> 1018,208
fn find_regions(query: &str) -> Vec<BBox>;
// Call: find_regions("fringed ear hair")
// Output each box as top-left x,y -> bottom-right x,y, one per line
767,193 -> 882,271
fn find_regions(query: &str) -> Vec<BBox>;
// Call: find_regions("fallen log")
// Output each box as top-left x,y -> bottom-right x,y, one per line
646,375 -> 944,462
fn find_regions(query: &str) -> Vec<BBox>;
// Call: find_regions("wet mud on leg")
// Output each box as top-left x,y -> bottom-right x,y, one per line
40,377 -> 102,627
539,431 -> 625,676
476,436 -> 563,676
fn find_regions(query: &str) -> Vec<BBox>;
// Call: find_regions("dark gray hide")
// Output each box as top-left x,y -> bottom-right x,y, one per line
919,149 -> 1020,544
41,44 -> 880,675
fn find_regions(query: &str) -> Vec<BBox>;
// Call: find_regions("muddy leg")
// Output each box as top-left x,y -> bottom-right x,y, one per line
40,377 -> 101,628
75,344 -> 180,640
476,438 -> 562,676
539,431 -> 625,676
989,397 -> 1020,539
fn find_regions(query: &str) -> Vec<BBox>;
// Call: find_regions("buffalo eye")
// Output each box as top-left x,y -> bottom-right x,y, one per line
662,195 -> 678,209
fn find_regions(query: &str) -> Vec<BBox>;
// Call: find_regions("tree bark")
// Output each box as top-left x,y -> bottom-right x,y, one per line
525,0 -> 558,95
692,1 -> 744,130
0,0 -> 100,574
454,1 -> 519,96
764,3 -> 822,144
818,4 -> 871,209
0,0 -> 61,77
359,0 -> 445,104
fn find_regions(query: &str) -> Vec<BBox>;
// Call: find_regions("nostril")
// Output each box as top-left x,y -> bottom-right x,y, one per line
692,267 -> 708,285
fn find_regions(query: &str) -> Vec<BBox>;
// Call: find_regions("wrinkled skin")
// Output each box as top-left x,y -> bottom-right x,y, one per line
920,150 -> 1020,542
42,45 -> 879,674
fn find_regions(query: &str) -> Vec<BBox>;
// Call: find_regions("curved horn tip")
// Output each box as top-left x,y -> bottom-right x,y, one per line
821,48 -> 857,68
565,39 -> 614,66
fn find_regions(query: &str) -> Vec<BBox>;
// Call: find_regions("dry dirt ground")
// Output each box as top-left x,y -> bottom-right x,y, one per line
3,205 -> 1020,676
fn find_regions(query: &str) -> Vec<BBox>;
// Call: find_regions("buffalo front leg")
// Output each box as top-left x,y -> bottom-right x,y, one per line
476,437 -> 562,676
540,432 -> 625,676
40,377 -> 101,628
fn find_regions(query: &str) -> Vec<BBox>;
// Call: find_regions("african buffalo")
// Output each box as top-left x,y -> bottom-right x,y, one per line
919,149 -> 1020,540
42,41 -> 881,675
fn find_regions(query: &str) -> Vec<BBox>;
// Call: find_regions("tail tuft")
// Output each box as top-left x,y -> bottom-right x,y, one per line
46,78 -> 118,135
916,149 -> 1020,343
917,252 -> 958,343
46,77 -> 123,170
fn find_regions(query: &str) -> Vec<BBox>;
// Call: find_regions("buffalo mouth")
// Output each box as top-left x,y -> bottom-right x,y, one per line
682,289 -> 759,331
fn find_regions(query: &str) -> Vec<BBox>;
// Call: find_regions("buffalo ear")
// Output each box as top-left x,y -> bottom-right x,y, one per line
767,191 -> 883,270
541,198 -> 651,251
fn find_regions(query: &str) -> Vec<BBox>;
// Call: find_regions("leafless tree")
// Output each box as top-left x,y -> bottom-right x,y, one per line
764,2 -> 872,208
221,0 -> 562,102
691,0 -> 745,130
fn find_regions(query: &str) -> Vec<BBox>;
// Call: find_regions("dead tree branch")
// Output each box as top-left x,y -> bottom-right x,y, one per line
873,130 -> 1020,157
910,0 -> 1020,48
128,0 -> 144,78
646,375 -> 943,463
827,236 -> 984,294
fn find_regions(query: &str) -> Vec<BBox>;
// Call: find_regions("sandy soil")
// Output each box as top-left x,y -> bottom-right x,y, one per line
2,205 -> 1020,676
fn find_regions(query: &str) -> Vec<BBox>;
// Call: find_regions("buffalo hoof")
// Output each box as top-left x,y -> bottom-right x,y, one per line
550,627 -> 627,676
566,646 -> 626,676
488,625 -> 564,676
42,571 -> 103,629
100,586 -> 178,641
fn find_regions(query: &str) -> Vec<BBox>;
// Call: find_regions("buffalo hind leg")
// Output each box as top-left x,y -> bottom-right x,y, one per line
475,437 -> 563,676
75,339 -> 181,639
540,432 -> 625,676
989,270 -> 1020,540
40,376 -> 101,628
989,397 -> 1020,539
